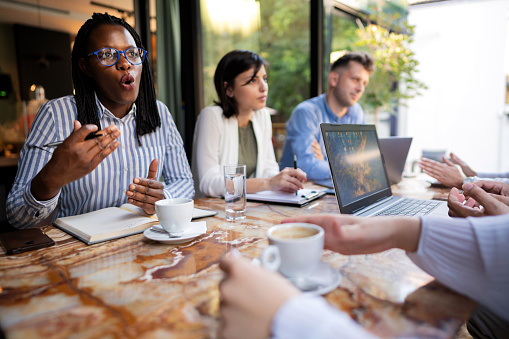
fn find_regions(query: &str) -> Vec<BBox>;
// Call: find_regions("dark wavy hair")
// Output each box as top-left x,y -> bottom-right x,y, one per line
330,51 -> 375,74
71,12 -> 160,144
213,50 -> 267,118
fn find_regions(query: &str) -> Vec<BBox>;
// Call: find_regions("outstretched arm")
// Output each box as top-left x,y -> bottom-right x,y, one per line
417,157 -> 465,188
282,214 -> 421,255
449,152 -> 477,177
282,213 -> 509,321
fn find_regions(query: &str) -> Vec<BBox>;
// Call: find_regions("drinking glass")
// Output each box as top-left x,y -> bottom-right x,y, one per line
223,164 -> 246,221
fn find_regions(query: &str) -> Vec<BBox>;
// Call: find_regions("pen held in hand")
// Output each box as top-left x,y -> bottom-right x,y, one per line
43,133 -> 104,148
294,155 -> 298,196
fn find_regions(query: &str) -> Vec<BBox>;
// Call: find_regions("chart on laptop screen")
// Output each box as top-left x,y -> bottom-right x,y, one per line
324,130 -> 389,206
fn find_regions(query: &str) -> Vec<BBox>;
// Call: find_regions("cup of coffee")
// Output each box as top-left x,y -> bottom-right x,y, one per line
155,198 -> 194,237
261,223 -> 324,279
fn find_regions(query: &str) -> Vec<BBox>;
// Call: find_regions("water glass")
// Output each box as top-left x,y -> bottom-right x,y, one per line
224,164 -> 246,221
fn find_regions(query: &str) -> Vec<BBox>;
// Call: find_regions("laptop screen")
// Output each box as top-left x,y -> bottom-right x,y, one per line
321,124 -> 393,214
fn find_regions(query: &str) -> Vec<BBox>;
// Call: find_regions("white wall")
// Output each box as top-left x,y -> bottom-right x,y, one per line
402,0 -> 509,173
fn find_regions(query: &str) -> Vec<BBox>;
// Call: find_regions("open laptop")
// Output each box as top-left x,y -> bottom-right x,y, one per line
320,123 -> 449,217
315,137 -> 412,188
313,179 -> 334,188
379,137 -> 412,185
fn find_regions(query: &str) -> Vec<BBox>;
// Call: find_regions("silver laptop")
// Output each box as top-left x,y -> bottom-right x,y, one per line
379,137 -> 412,185
313,179 -> 334,188
320,123 -> 449,217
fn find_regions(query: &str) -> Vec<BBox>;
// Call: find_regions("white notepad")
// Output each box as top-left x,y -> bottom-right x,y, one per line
246,188 -> 326,207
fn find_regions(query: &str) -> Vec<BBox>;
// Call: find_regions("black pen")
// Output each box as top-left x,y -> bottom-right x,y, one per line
43,133 -> 104,148
294,155 -> 298,196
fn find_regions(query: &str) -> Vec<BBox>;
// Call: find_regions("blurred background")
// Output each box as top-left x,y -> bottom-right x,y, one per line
0,0 -> 508,221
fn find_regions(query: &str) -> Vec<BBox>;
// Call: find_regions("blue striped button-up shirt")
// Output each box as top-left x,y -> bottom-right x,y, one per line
7,95 -> 194,229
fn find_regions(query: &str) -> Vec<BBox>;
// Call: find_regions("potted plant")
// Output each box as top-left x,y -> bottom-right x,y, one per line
354,9 -> 427,125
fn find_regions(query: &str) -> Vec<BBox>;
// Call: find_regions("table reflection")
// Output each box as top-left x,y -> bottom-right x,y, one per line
0,181 -> 476,338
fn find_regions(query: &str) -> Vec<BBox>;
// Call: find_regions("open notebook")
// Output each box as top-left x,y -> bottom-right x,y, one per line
320,123 -> 448,217
54,204 -> 217,245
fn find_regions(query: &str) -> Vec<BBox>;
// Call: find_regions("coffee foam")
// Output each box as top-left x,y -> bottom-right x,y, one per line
271,226 -> 319,240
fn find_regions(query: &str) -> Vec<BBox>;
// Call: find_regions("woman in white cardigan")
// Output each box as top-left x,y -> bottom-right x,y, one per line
192,50 -> 307,198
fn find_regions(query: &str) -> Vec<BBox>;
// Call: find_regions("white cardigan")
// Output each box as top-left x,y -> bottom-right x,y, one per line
192,105 -> 279,198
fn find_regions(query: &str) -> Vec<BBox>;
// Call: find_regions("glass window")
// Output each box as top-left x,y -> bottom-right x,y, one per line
201,0 -> 262,107
323,8 -> 360,92
200,0 -> 310,121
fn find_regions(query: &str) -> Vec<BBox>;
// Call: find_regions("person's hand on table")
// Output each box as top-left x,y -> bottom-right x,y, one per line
127,158 -> 164,215
282,214 -> 421,255
31,121 -> 121,201
417,157 -> 465,188
311,139 -> 324,161
219,253 -> 300,339
447,182 -> 509,217
268,167 -> 307,193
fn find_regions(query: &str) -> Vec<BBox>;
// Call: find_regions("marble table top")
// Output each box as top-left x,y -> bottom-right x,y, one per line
0,179 -> 476,338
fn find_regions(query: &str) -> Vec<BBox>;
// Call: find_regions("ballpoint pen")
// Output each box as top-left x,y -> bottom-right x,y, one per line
294,155 -> 298,196
43,133 -> 103,148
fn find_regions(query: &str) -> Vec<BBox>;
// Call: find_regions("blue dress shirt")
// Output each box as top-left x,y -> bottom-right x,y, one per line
280,94 -> 365,180
7,95 -> 194,229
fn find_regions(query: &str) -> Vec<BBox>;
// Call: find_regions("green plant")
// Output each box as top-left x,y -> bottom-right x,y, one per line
354,9 -> 427,123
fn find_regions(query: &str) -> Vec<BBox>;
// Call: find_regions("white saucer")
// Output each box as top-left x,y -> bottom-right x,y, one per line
288,262 -> 342,295
143,221 -> 207,244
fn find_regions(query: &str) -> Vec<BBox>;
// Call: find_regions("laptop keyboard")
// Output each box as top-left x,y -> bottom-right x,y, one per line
373,198 -> 441,217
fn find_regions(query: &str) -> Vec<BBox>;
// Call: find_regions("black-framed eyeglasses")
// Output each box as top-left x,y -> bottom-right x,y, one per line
87,47 -> 147,67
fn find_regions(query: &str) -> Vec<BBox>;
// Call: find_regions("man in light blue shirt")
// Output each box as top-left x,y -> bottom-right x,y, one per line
280,52 -> 374,180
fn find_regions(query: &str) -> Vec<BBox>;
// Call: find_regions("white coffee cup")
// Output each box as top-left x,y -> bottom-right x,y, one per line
155,198 -> 194,236
261,223 -> 324,279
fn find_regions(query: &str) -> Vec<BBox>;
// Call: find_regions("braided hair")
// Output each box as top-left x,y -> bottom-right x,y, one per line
71,12 -> 160,145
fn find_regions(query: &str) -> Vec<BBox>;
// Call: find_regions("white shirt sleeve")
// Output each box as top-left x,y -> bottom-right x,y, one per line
463,176 -> 509,185
476,172 -> 509,179
408,214 -> 509,321
271,214 -> 509,338
271,294 -> 379,339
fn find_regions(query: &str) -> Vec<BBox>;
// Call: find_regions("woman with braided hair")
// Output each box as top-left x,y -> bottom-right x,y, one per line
7,13 -> 194,229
